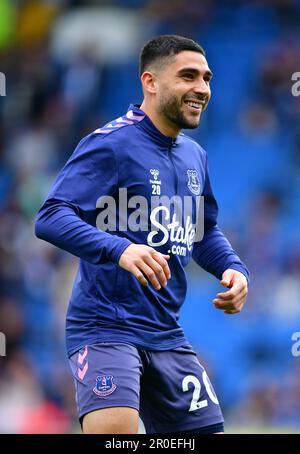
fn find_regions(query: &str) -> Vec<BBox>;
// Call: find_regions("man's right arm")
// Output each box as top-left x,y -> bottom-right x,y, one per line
35,134 -> 131,265
35,133 -> 171,288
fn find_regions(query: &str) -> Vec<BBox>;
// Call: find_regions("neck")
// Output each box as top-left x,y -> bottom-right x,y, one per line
140,100 -> 180,139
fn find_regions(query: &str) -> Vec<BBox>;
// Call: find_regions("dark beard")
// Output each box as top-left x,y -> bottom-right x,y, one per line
159,94 -> 200,130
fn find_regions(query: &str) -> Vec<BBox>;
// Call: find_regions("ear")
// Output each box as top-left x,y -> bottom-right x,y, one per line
140,71 -> 157,95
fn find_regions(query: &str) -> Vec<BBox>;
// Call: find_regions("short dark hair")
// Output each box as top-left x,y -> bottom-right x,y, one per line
139,35 -> 205,76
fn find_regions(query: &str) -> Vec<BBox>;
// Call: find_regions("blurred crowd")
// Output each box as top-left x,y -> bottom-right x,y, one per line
0,0 -> 300,433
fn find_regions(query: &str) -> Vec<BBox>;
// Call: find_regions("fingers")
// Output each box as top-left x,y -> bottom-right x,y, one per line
213,287 -> 247,313
151,251 -> 171,280
214,297 -> 245,312
118,244 -> 172,291
215,285 -> 245,302
213,290 -> 247,310
138,260 -> 162,290
129,262 -> 163,291
220,279 -> 231,288
129,265 -> 148,287
143,251 -> 171,289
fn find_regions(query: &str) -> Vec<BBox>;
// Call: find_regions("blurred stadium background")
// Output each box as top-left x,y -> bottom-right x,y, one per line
0,0 -> 300,434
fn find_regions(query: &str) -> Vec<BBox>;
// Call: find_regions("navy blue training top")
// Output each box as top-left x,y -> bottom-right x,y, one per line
35,104 -> 249,357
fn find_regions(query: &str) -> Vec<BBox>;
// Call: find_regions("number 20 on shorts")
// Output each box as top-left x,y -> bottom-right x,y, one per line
182,371 -> 219,412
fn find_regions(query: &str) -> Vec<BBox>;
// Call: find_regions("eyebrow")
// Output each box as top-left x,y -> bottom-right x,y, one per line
177,67 -> 213,79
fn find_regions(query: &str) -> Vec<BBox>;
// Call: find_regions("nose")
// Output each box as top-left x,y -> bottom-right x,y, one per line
194,78 -> 211,99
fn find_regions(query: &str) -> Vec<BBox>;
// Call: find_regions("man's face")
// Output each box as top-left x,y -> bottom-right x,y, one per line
155,51 -> 212,130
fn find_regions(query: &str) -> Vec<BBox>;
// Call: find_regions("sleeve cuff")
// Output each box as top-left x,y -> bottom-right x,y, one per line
223,263 -> 250,285
108,237 -> 132,264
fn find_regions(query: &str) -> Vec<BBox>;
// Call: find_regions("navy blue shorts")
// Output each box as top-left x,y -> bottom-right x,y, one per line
69,342 -> 224,433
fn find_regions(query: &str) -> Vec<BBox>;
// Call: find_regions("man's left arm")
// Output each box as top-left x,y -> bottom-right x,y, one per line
192,153 -> 249,314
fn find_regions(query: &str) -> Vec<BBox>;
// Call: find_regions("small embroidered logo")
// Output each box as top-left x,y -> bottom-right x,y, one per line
150,169 -> 160,181
187,169 -> 201,195
93,375 -> 117,397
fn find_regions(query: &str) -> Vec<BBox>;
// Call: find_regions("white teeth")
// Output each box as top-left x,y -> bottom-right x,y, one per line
186,101 -> 201,109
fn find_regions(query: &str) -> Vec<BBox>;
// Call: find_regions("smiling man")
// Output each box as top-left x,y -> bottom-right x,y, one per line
140,45 -> 212,135
35,35 -> 249,434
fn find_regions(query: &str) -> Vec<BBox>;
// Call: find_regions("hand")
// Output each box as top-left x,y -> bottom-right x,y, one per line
213,269 -> 248,314
118,244 -> 171,291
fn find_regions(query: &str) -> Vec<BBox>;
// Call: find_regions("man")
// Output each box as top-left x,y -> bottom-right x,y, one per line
35,35 -> 249,434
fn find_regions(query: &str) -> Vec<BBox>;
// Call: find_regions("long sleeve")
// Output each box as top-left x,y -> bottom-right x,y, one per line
192,154 -> 250,281
35,134 -> 131,264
